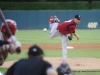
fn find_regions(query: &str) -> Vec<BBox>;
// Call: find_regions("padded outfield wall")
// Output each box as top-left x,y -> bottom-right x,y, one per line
0,10 -> 100,29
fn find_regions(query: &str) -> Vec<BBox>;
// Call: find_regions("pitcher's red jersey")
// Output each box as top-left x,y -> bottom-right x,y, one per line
48,17 -> 54,24
57,19 -> 76,35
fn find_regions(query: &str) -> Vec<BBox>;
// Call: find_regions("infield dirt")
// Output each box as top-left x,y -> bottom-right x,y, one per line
1,43 -> 100,70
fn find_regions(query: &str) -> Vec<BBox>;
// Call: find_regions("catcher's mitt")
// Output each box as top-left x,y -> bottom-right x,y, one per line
68,35 -> 73,41
56,63 -> 74,75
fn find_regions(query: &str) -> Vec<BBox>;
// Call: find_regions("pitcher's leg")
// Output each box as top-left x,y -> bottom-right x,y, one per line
50,23 -> 58,33
50,23 -> 60,38
61,35 -> 68,63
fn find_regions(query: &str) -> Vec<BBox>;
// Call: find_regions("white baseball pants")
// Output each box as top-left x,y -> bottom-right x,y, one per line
49,23 -> 54,30
50,23 -> 68,61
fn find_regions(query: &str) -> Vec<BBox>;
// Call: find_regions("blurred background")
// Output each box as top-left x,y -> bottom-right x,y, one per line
0,0 -> 100,29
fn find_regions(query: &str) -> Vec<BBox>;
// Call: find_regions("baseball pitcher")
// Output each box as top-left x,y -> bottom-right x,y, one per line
50,15 -> 81,63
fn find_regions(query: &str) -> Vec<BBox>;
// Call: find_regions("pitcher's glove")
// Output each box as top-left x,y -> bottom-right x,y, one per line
68,35 -> 73,41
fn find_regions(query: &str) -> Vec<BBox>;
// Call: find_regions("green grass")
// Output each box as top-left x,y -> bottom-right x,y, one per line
1,49 -> 100,75
0,29 -> 100,75
68,49 -> 100,58
44,49 -> 100,58
4,49 -> 100,62
0,68 -> 8,74
15,29 -> 100,44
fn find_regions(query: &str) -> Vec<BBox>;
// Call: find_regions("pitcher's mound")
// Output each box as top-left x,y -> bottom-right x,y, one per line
1,57 -> 100,70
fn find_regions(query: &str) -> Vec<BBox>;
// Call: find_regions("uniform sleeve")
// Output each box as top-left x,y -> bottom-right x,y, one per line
46,67 -> 58,75
15,41 -> 21,48
42,61 -> 52,74
44,61 -> 52,69
44,61 -> 57,75
5,61 -> 18,75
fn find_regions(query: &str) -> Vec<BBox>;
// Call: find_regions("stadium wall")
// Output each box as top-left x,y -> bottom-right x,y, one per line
0,10 -> 100,29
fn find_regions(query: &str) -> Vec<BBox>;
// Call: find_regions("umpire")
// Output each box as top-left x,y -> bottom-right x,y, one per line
5,44 -> 58,75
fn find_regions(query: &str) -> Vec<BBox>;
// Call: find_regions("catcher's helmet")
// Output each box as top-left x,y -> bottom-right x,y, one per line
57,63 -> 74,75
1,19 -> 17,35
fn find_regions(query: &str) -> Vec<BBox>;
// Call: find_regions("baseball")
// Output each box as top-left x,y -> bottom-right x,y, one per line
43,28 -> 47,32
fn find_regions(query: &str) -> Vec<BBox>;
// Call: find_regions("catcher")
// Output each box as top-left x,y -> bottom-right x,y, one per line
0,19 -> 21,66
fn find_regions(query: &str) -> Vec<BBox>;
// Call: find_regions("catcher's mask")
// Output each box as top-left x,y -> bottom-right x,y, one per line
57,63 -> 74,75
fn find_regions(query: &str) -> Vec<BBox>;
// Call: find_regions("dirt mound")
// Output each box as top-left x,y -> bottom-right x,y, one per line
1,43 -> 100,70
1,57 -> 100,70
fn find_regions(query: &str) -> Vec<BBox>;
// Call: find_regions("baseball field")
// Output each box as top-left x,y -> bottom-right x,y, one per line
0,29 -> 100,75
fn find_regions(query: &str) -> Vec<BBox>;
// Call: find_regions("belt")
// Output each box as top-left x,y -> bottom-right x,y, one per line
57,28 -> 60,33
56,28 -> 63,36
57,28 -> 59,31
